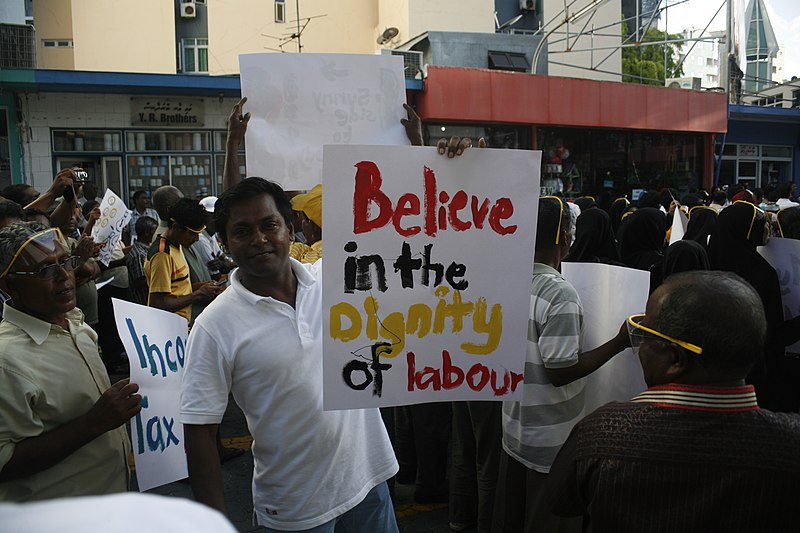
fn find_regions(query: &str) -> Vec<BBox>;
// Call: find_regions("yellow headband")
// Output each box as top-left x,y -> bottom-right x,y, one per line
541,196 -> 565,245
0,228 -> 70,278
170,218 -> 206,234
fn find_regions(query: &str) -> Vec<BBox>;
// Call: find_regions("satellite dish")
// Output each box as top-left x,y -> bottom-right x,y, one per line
377,27 -> 399,45
497,13 -> 524,30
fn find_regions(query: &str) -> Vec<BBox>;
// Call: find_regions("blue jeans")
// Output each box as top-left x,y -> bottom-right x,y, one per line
263,482 -> 398,533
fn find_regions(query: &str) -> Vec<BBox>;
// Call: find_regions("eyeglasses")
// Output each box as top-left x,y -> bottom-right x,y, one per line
626,314 -> 703,355
541,196 -> 565,245
10,255 -> 81,280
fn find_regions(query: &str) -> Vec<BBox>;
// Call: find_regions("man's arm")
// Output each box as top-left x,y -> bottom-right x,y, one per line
0,379 -> 141,482
148,283 -> 221,314
545,323 -> 630,388
185,424 -> 226,513
222,97 -> 250,193
26,168 -> 82,229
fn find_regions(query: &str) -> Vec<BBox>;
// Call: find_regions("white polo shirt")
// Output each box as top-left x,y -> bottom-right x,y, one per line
180,259 -> 397,531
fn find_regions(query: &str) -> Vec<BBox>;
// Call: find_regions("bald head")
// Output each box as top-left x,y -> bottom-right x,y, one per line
651,271 -> 766,377
152,186 -> 184,222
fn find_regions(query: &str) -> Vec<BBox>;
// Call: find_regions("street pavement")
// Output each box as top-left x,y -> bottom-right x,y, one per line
132,396 -> 460,533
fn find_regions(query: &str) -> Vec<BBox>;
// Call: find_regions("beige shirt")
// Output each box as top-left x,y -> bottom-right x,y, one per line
0,304 -> 130,502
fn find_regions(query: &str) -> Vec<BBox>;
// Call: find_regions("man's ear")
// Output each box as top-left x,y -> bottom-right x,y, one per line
287,222 -> 295,242
663,345 -> 690,382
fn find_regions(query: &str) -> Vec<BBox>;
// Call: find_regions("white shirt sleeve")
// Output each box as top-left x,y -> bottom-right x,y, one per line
180,323 -> 233,425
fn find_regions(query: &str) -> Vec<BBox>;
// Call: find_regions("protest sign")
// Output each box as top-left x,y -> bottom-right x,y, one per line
240,53 -> 409,190
561,262 -> 649,414
322,145 -> 541,410
668,207 -> 688,245
92,189 -> 131,266
113,299 -> 189,491
759,238 -> 800,357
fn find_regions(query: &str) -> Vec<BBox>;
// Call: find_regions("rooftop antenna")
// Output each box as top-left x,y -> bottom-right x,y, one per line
495,12 -> 524,31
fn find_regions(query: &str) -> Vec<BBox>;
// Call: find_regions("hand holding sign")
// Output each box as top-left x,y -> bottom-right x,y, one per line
86,378 -> 143,435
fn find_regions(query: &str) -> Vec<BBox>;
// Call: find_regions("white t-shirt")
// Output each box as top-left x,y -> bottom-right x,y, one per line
180,259 -> 398,531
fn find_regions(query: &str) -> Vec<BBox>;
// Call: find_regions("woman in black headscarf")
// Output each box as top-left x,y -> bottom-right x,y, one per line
608,197 -> 630,237
563,208 -> 622,265
776,206 -> 800,240
656,240 -> 709,286
707,201 -> 800,411
573,196 -> 596,214
682,206 -> 718,249
617,207 -> 668,271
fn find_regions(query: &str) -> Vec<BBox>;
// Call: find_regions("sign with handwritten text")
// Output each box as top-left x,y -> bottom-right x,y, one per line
759,238 -> 800,357
322,145 -> 541,409
92,189 -> 131,267
130,97 -> 205,127
113,299 -> 189,491
240,53 -> 409,190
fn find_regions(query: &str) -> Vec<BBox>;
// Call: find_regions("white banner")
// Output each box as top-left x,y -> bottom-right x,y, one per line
113,299 -> 189,491
759,238 -> 800,357
92,189 -> 131,266
561,262 -> 650,413
322,145 -> 541,409
239,53 -> 410,190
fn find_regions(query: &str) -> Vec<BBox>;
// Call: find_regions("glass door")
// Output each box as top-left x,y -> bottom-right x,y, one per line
102,156 -> 123,200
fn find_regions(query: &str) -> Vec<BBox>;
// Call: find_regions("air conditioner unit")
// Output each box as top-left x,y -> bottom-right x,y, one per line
180,2 -> 197,18
520,0 -> 535,11
665,77 -> 702,90
381,49 -> 424,80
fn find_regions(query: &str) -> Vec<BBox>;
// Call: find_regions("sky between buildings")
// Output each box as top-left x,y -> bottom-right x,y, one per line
657,0 -> 799,81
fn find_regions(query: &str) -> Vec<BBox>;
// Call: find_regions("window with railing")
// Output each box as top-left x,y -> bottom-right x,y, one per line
0,24 -> 36,68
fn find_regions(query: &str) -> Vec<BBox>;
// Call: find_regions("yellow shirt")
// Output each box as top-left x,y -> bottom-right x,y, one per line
289,240 -> 322,264
0,304 -> 130,501
145,236 -> 192,322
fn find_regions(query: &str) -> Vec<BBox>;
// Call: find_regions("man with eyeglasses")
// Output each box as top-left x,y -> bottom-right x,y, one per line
0,222 -> 142,501
547,270 -> 800,531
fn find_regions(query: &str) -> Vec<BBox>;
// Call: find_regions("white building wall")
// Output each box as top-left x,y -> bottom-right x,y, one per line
0,1 -> 26,24
20,93 -> 241,192
678,29 -> 724,88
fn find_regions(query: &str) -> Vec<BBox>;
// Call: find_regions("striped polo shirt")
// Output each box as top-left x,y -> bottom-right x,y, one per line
144,235 -> 192,322
502,263 -> 585,473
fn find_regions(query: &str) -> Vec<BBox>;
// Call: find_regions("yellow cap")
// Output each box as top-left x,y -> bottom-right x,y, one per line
291,184 -> 322,228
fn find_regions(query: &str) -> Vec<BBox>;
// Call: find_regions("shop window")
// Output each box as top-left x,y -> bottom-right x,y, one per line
761,145 -> 792,158
488,51 -> 530,73
275,0 -> 286,23
125,131 -> 209,152
425,124 -> 530,150
52,130 -> 122,152
182,38 -> 208,74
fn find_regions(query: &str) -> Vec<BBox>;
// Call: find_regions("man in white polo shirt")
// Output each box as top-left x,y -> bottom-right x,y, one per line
180,178 -> 399,532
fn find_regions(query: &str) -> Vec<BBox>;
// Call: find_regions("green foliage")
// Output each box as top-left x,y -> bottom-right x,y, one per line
621,20 -> 684,85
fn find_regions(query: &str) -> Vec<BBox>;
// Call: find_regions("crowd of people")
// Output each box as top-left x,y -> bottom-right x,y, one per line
0,98 -> 799,533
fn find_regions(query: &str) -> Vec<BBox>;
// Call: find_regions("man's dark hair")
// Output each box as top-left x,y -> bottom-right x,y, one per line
0,201 -> 25,223
81,200 -> 100,218
132,190 -> 148,203
135,215 -> 159,239
23,207 -> 48,223
712,190 -> 727,204
656,271 -> 766,376
215,177 -> 293,240
679,194 -> 703,209
536,197 -> 570,251
777,182 -> 794,200
777,207 -> 800,239
168,198 -> 206,230
2,184 -> 34,206
152,185 -> 183,222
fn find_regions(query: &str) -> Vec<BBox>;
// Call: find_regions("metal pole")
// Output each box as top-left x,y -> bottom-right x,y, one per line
296,0 -> 301,52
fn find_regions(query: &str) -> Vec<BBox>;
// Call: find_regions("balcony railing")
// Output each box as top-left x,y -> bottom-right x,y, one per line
0,23 -> 36,69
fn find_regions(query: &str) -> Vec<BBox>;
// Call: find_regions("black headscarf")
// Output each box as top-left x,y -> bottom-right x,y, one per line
683,206 -> 718,249
707,201 -> 789,408
618,207 -> 668,271
563,208 -> 621,264
662,240 -> 710,279
574,197 -> 597,213
608,197 -> 630,237
777,206 -> 800,240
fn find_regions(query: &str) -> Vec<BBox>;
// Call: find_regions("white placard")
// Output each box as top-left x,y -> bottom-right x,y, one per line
322,145 -> 541,410
561,262 -> 650,413
668,207 -> 688,245
113,299 -> 189,491
92,190 -> 131,266
240,53 -> 410,190
759,238 -> 800,357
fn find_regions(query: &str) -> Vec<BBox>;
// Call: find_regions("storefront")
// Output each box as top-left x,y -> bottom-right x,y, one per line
414,66 -> 728,197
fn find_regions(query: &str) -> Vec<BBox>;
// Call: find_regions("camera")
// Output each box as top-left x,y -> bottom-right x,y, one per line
73,170 -> 89,182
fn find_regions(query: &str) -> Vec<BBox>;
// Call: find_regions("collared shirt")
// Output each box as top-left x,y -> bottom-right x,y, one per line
144,236 -> 192,322
502,263 -> 585,473
193,232 -> 222,275
181,260 -> 397,530
127,240 -> 150,305
0,305 -> 130,501
128,207 -> 159,235
548,383 -> 800,532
